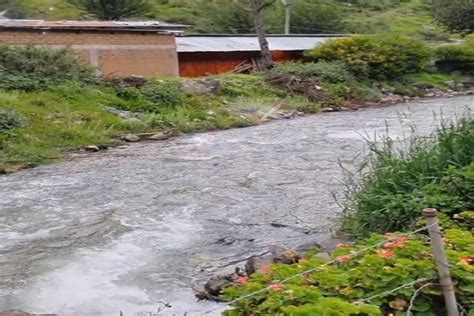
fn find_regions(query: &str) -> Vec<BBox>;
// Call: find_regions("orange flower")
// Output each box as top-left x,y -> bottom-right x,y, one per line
460,256 -> 474,264
395,236 -> 408,243
259,265 -> 272,273
378,250 -> 395,258
269,283 -> 285,292
236,276 -> 249,285
336,243 -> 350,248
336,255 -> 353,263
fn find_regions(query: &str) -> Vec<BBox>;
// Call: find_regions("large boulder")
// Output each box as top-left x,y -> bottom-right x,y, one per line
180,78 -> 221,95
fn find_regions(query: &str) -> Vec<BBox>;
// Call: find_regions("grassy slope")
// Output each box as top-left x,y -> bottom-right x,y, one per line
7,0 -> 446,39
344,0 -> 444,38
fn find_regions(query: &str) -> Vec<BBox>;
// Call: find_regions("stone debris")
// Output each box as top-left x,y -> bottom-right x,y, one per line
84,145 -> 100,152
180,78 -> 221,95
122,134 -> 140,142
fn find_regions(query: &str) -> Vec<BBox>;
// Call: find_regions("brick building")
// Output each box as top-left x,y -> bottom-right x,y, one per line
0,20 -> 186,77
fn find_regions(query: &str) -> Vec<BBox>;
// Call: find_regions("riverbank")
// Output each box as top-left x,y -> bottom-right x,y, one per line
1,73 -> 472,174
0,96 -> 472,315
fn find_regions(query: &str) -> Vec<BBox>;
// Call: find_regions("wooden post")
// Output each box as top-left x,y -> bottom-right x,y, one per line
422,208 -> 459,316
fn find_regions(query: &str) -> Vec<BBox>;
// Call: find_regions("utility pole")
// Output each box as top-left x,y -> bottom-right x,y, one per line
282,0 -> 293,35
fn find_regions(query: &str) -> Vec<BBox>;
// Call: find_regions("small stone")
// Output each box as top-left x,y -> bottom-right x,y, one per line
204,275 -> 235,296
180,78 -> 221,95
413,82 -> 434,90
149,132 -> 170,141
321,107 -> 334,113
318,236 -> 351,254
445,80 -> 456,90
381,95 -> 404,104
245,256 -> 273,275
122,134 -> 140,142
117,145 -> 128,149
84,145 -> 100,152
314,252 -> 331,261
296,241 -> 321,253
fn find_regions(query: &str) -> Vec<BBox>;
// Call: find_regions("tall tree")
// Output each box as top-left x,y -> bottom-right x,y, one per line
69,0 -> 152,20
233,0 -> 275,69
431,0 -> 474,34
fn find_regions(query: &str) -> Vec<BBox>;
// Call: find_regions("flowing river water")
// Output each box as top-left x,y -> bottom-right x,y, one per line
0,96 -> 473,315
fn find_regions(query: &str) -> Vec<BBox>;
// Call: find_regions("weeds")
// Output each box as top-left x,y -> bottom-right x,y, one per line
343,115 -> 474,236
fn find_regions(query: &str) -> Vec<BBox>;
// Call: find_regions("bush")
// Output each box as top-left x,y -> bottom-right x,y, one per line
0,45 -> 96,91
306,35 -> 432,79
435,44 -> 474,74
0,109 -> 24,131
112,79 -> 185,113
223,224 -> 474,315
272,61 -> 353,83
344,116 -> 474,236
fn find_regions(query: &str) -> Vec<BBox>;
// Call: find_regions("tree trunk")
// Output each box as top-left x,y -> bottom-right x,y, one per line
250,0 -> 273,69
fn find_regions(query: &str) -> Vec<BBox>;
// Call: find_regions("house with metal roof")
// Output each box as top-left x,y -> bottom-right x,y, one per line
0,20 -> 186,77
176,35 -> 340,77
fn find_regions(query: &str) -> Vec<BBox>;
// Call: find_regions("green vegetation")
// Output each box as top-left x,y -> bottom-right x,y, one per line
431,0 -> 474,34
306,35 -> 432,79
0,0 -> 450,41
0,45 -> 328,172
435,40 -> 474,75
223,222 -> 474,314
221,117 -> 474,315
68,0 -> 152,20
0,45 -> 96,91
344,117 -> 474,236
0,34 -> 470,173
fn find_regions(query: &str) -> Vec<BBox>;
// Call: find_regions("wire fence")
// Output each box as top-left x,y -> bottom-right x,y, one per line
201,222 -> 444,315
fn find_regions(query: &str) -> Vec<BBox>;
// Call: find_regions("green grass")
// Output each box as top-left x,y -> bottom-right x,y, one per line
0,74 -> 328,172
343,116 -> 474,237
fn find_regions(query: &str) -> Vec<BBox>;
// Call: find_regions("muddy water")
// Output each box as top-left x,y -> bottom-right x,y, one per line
0,96 -> 472,315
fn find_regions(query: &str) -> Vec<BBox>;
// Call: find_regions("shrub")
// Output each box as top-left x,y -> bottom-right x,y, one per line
344,116 -> 474,236
306,35 -> 432,79
112,79 -> 185,113
217,74 -> 285,98
223,224 -> 474,315
0,109 -> 24,131
0,45 -> 96,91
272,61 -> 353,83
435,44 -> 474,74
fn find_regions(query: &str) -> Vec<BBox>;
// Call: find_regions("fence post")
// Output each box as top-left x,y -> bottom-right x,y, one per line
422,208 -> 459,316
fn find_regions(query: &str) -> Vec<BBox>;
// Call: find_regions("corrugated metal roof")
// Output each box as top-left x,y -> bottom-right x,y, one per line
0,20 -> 187,32
176,36 -> 340,52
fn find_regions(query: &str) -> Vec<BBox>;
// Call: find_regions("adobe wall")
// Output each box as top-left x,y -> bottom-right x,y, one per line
0,29 -> 179,77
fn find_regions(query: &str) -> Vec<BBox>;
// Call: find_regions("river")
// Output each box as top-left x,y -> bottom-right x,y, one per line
0,96 -> 472,315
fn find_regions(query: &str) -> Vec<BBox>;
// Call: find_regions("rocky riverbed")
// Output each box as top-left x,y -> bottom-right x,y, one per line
0,96 -> 472,315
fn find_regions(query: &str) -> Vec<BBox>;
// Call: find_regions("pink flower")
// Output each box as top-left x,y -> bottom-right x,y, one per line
384,241 -> 404,249
269,283 -> 285,292
236,276 -> 249,285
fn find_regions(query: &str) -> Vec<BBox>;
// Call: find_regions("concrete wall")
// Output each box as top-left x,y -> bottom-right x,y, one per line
0,29 -> 179,77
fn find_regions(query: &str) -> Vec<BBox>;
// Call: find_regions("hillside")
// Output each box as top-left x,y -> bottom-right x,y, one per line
0,0 -> 449,39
